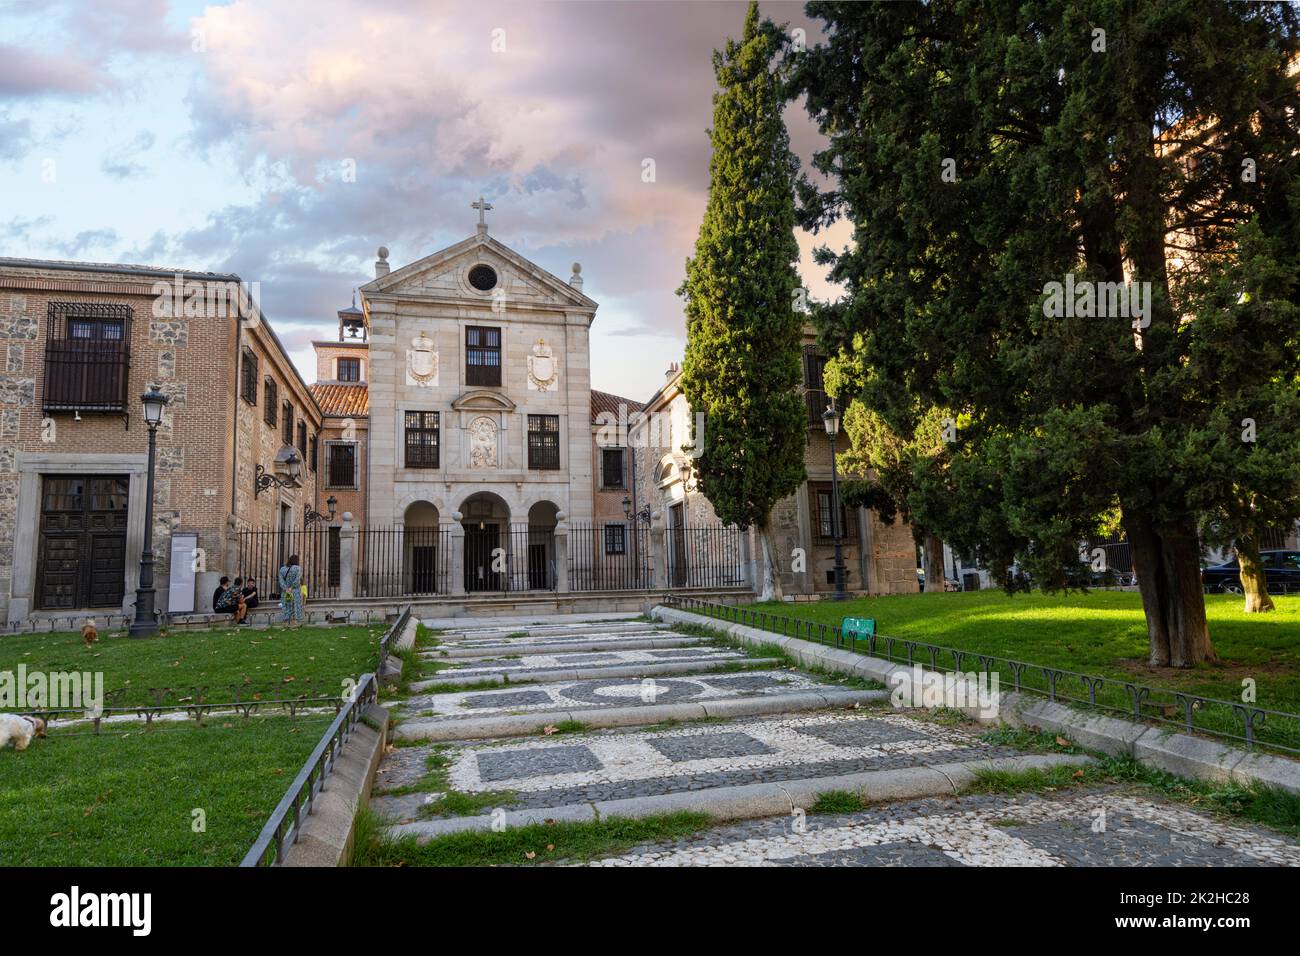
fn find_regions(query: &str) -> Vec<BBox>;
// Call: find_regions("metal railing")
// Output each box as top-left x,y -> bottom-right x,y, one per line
238,671 -> 378,867
667,596 -> 1300,757
235,526 -> 339,601
666,525 -> 746,589
568,521 -> 652,591
356,526 -> 451,597
240,604 -> 410,867
464,523 -> 556,592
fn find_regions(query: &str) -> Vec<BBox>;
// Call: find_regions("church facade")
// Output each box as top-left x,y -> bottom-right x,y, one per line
356,213 -> 600,592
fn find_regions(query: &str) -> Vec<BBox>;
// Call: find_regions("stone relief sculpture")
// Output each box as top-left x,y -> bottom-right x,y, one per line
527,337 -> 558,391
469,416 -> 498,468
406,330 -> 438,386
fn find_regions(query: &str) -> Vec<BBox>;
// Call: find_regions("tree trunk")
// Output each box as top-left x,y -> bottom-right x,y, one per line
1235,537 -> 1276,613
1122,510 -> 1217,667
757,518 -> 784,603
921,531 -> 943,593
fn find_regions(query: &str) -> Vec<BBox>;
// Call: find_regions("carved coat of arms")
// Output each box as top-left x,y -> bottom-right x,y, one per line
527,338 -> 558,391
406,331 -> 438,387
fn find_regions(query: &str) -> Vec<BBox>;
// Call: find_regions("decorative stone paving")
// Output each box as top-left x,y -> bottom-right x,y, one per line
374,613 -> 1300,867
400,669 -> 820,719
371,711 -> 1024,819
587,789 -> 1300,867
434,646 -> 754,675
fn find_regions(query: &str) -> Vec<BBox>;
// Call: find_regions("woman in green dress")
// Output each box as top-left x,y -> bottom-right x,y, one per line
278,555 -> 304,626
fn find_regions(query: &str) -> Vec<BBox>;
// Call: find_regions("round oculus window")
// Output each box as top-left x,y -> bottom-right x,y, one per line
468,264 -> 498,291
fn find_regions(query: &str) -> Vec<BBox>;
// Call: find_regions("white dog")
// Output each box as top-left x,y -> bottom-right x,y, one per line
0,713 -> 46,751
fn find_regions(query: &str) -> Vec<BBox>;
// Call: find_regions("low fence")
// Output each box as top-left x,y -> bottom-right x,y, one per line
568,521 -> 652,591
241,604 -> 411,867
668,596 -> 1300,758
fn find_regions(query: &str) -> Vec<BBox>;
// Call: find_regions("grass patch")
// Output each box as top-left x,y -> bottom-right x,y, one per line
707,591 -> 1300,751
0,623 -> 385,706
0,716 -> 333,865
420,678 -> 515,694
545,719 -> 589,735
420,789 -> 518,818
965,750 -> 1300,837
415,624 -> 442,649
807,790 -> 867,814
352,809 -> 712,866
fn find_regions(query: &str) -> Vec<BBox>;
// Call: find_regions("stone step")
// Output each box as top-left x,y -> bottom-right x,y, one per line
429,621 -> 660,641
377,707 -> 1089,839
410,657 -> 788,690
424,635 -> 706,659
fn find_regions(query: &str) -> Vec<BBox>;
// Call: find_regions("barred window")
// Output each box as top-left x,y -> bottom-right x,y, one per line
263,378 -> 278,427
240,348 -> 258,404
466,326 -> 501,386
42,301 -> 133,414
404,411 -> 440,468
812,484 -> 856,541
527,414 -> 560,470
282,401 -> 293,445
327,442 -> 357,488
337,356 -> 361,382
601,447 -> 626,489
604,524 -> 627,555
296,420 -> 307,455
309,434 -> 318,472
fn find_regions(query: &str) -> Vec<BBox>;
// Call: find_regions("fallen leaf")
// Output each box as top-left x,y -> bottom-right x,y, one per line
1055,736 -> 1072,748
547,844 -> 555,852
524,851 -> 536,860
1072,769 -> 1085,779
542,724 -> 559,736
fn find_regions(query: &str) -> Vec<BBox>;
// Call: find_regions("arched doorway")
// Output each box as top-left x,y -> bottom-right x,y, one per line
460,492 -> 510,592
402,501 -> 441,594
526,501 -> 560,591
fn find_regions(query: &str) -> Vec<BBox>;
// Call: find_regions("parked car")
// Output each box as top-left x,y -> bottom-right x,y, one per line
1201,550 -> 1300,595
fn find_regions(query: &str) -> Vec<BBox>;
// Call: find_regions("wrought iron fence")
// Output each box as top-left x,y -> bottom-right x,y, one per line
568,520 -> 652,591
355,526 -> 451,597
235,526 -> 339,601
667,596 -> 1300,757
464,523 -> 556,592
666,525 -> 746,589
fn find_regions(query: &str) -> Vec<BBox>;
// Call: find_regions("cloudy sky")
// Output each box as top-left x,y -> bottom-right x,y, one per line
0,0 -> 848,401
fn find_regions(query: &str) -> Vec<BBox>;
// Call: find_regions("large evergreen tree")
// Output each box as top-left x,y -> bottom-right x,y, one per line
680,1 -> 806,601
794,0 -> 1300,665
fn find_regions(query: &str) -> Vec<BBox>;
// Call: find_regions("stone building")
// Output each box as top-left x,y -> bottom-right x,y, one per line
629,337 -> 920,598
0,258 -> 320,624
355,209 -> 599,592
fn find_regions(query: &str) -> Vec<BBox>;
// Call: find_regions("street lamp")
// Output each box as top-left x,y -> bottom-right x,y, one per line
254,446 -> 303,498
304,494 -> 337,529
822,401 -> 848,601
129,386 -> 169,637
622,495 -> 651,525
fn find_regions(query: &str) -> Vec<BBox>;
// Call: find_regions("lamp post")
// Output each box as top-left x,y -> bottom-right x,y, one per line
822,401 -> 848,601
129,386 -> 169,637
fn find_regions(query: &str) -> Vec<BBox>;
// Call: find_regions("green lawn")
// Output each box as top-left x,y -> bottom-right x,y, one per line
693,590 -> 1300,750
0,716 -> 333,866
0,620 -> 390,866
0,622 -> 387,707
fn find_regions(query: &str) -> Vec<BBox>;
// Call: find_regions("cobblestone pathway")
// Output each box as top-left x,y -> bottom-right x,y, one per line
373,614 -> 1300,867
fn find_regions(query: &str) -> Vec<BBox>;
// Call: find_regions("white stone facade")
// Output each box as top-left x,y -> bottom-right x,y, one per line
360,227 -> 598,533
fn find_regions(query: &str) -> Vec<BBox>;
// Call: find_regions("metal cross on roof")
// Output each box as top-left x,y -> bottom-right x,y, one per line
471,196 -> 493,226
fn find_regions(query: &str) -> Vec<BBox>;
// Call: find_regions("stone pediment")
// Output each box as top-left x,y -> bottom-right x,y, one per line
360,232 -> 596,314
452,389 -> 516,413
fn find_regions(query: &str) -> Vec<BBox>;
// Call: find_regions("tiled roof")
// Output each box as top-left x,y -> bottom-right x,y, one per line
591,389 -> 644,424
310,382 -> 369,417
